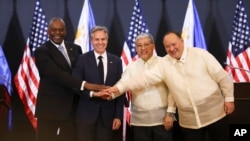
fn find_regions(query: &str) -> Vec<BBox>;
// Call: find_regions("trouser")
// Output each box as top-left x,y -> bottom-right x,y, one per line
132,125 -> 173,141
36,116 -> 76,141
181,116 -> 229,141
76,115 -> 113,141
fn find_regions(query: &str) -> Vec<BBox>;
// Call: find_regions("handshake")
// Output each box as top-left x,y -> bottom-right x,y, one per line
84,82 -> 120,100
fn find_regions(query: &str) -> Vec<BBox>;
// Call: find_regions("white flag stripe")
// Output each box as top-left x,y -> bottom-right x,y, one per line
14,0 -> 48,129
225,0 -> 250,82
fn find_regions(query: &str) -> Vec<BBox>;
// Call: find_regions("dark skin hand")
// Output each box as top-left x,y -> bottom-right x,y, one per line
84,82 -> 109,91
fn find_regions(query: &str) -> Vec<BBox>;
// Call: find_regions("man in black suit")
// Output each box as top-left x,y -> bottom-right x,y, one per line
34,18 -> 105,141
72,26 -> 125,141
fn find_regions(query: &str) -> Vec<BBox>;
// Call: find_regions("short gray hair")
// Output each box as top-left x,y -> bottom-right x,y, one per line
90,26 -> 109,39
48,17 -> 65,27
135,33 -> 154,44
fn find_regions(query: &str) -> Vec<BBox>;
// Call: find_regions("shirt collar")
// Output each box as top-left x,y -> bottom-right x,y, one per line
51,40 -> 65,48
140,55 -> 157,65
94,51 -> 107,60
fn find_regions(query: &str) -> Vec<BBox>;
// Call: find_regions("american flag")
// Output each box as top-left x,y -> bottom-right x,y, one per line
14,0 -> 48,129
121,0 -> 149,140
121,0 -> 149,69
225,0 -> 250,82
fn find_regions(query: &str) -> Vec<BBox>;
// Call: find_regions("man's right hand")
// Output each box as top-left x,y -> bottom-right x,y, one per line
84,82 -> 109,91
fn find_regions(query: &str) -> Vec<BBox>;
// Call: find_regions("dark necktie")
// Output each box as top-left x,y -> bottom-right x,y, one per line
98,56 -> 104,84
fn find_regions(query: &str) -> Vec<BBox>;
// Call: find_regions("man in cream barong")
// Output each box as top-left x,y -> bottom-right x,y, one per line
100,31 -> 234,141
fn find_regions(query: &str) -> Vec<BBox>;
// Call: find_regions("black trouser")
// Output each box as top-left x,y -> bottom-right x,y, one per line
132,125 -> 173,141
181,116 -> 229,141
76,115 -> 113,141
36,116 -> 76,141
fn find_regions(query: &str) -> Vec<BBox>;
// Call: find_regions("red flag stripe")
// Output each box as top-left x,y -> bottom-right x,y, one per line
225,0 -> 250,82
14,45 -> 39,129
14,0 -> 48,130
226,45 -> 250,82
121,51 -> 129,66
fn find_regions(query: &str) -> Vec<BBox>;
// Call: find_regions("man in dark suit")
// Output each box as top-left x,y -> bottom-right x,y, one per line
34,18 -> 105,141
72,26 -> 125,141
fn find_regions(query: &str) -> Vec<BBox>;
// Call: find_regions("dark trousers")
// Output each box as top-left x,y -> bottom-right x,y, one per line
76,115 -> 113,141
181,116 -> 229,141
131,125 -> 173,141
36,116 -> 76,141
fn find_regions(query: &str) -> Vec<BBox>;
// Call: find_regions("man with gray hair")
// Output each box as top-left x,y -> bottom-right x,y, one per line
108,32 -> 174,141
104,31 -> 234,141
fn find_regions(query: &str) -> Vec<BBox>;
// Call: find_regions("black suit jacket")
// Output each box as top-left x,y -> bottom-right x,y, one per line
34,41 -> 82,120
72,51 -> 125,128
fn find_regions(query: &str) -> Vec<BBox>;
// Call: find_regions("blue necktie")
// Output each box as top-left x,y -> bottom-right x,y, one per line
98,56 -> 104,84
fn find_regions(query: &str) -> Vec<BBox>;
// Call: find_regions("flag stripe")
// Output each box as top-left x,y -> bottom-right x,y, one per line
121,0 -> 149,69
121,42 -> 135,67
20,46 -> 38,105
226,0 -> 250,82
14,45 -> 38,129
14,0 -> 48,130
227,47 -> 250,82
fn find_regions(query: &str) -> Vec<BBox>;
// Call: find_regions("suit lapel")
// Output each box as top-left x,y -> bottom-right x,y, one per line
48,41 -> 71,70
65,42 -> 74,66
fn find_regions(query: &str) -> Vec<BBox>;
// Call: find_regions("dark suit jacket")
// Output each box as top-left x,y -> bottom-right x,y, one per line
72,51 -> 125,128
34,40 -> 82,120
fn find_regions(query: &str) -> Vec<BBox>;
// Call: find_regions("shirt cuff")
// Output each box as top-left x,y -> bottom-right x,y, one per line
116,83 -> 126,94
167,106 -> 176,113
89,91 -> 93,97
225,96 -> 234,102
81,81 -> 86,91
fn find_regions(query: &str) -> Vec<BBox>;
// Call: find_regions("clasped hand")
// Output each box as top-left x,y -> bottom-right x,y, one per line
92,86 -> 119,100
